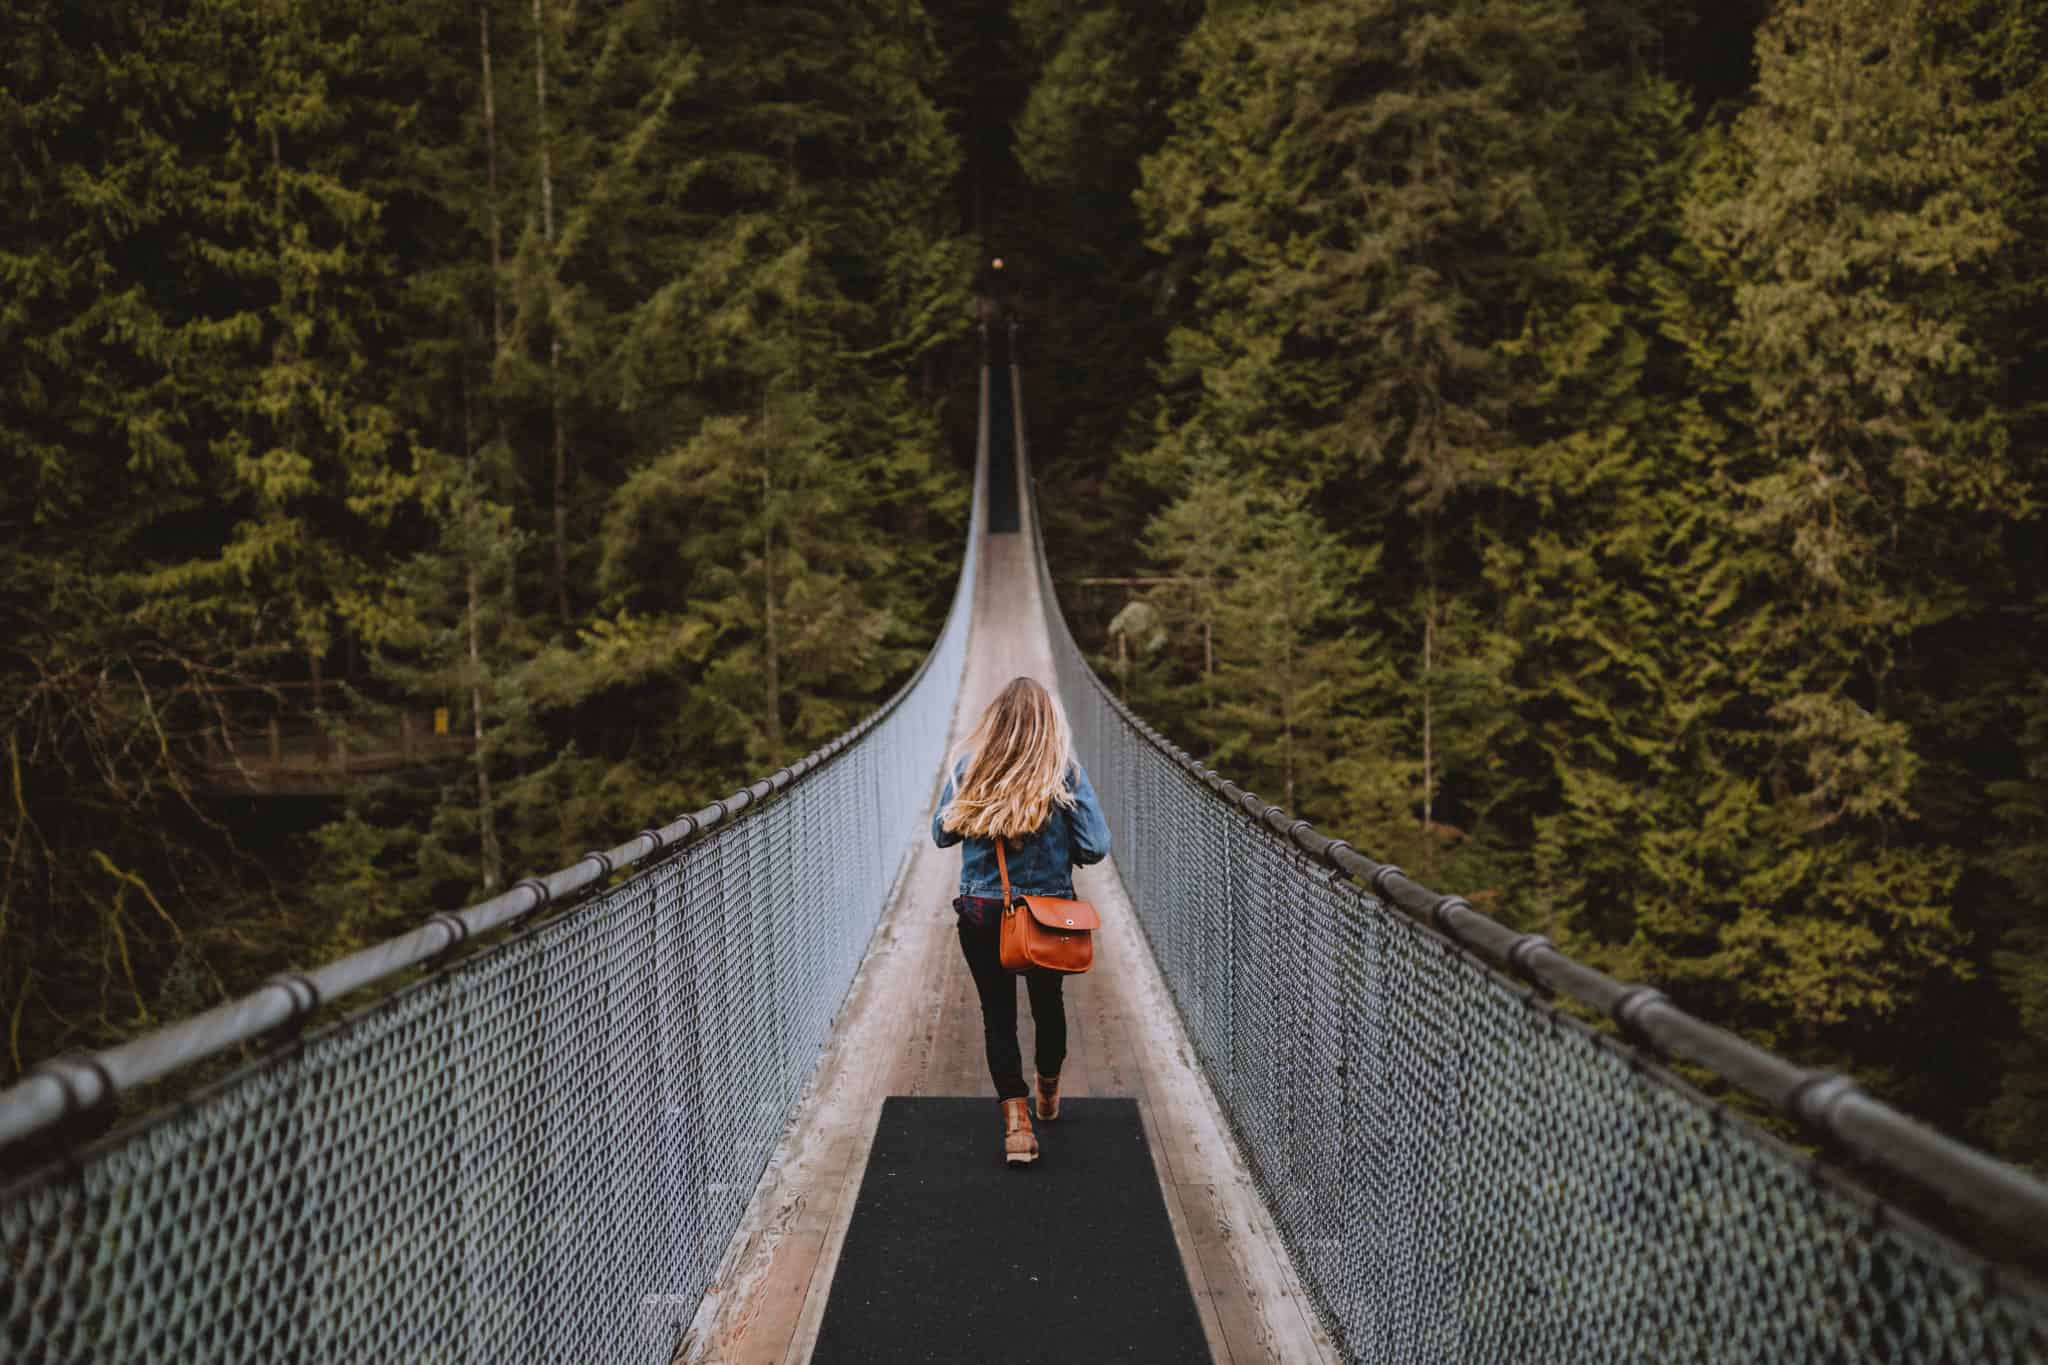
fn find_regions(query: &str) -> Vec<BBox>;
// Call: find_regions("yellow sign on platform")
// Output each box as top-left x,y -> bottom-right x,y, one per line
434,707 -> 450,735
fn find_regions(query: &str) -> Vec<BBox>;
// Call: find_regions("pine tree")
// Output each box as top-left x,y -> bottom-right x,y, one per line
1008,0 -> 1203,568
1135,455 -> 1387,826
0,0 -> 431,1068
1666,0 -> 2047,1046
1131,0 -> 1597,891
3,0 -> 971,1076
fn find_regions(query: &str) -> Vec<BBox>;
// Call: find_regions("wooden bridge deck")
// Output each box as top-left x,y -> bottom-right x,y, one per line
678,523 -> 1337,1364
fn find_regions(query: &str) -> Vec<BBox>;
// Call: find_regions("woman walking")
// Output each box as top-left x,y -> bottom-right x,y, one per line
933,676 -> 1112,1166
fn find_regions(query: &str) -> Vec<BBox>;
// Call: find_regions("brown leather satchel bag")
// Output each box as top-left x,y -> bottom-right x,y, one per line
995,838 -> 1099,974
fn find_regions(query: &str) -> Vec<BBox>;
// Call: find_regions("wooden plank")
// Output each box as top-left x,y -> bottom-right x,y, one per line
880,890 -> 956,1098
1053,984 -> 1092,1102
1079,861 -> 1340,1365
680,835 -> 956,1364
1179,1182 -> 1294,1365
928,934 -> 990,1097
701,1228 -> 825,1363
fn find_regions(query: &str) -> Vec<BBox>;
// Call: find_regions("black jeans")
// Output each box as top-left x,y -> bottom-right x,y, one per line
953,896 -> 1067,1101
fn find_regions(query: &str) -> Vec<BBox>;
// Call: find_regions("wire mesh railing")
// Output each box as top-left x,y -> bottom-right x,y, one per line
0,373 -> 988,1363
1013,363 -> 2048,1364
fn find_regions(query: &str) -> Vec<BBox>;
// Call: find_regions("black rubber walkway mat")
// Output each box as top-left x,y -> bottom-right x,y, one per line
811,1096 -> 1211,1363
987,363 -> 1020,534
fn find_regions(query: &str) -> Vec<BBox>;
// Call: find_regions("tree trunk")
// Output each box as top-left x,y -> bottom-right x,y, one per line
1282,611 -> 1296,813
1283,699 -> 1295,813
482,3 -> 504,352
533,0 -> 553,248
469,555 -> 500,892
467,558 -> 499,889
462,395 -> 502,894
1200,574 -> 1216,745
551,343 -> 567,621
470,7 -> 504,893
532,0 -> 569,622
1422,551 -> 1438,881
762,468 -> 782,754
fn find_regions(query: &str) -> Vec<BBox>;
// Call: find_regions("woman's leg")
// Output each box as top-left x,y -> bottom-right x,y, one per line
955,903 -> 1027,1100
1023,969 -> 1067,1080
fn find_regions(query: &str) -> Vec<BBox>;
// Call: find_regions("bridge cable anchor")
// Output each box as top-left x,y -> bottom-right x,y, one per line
1786,1070 -> 1863,1140
1503,933 -> 1555,993
1609,985 -> 1671,1054
20,1052 -> 120,1152
1429,895 -> 1473,936
424,912 -> 471,966
260,971 -> 323,1038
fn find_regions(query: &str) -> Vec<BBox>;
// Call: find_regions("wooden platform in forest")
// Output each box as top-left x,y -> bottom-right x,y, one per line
675,524 -> 1337,1365
192,712 -> 471,795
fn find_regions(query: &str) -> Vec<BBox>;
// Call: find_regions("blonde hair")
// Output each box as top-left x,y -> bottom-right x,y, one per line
939,677 -> 1078,840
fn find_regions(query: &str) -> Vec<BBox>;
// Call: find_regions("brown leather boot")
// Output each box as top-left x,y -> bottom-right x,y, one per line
1035,1072 -> 1061,1122
1001,1097 -> 1038,1166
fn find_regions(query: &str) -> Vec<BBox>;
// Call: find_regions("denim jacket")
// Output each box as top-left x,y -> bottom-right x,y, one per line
932,757 -> 1112,899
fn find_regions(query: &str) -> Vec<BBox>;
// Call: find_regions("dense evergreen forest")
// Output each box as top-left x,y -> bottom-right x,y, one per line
1,0 -> 975,1090
7,0 -> 2048,1175
1012,0 -> 2048,1170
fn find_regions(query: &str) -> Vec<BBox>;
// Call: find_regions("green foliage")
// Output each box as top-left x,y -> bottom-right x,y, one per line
1136,456 -> 1381,819
1007,0 -> 2048,1159
16,0 -> 2048,1182
0,0 -> 970,1080
1005,1 -> 1204,577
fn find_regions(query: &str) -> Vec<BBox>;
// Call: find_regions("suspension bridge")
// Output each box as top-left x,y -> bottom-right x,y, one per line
5,344 -> 2048,1363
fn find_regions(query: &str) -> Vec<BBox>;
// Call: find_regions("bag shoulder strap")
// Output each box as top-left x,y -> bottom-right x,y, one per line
995,836 -> 1012,906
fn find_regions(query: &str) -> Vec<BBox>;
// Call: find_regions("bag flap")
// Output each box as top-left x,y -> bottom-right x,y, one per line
1020,895 -> 1099,932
